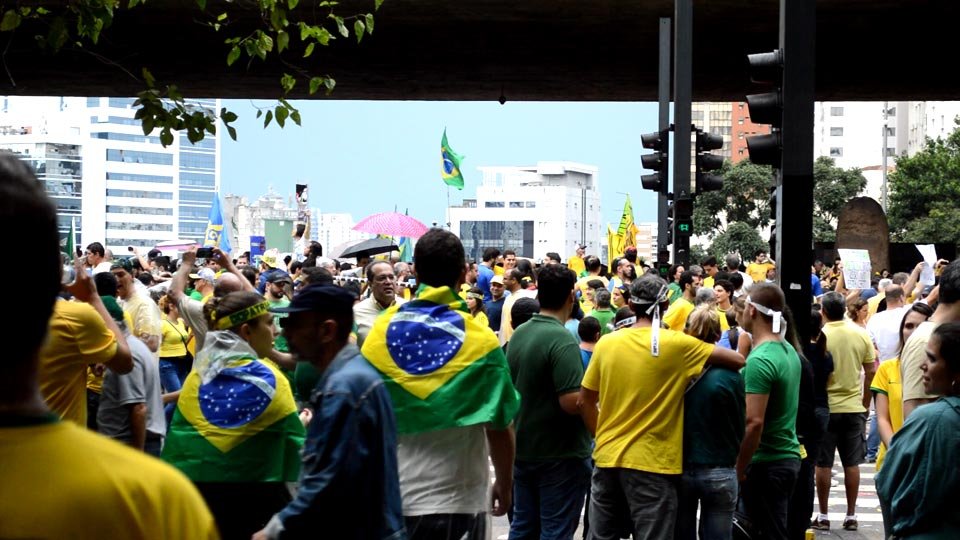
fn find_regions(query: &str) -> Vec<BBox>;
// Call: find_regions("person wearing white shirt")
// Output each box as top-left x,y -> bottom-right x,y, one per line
866,286 -> 911,362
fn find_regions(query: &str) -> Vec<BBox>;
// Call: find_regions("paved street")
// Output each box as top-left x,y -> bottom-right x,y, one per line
490,457 -> 883,539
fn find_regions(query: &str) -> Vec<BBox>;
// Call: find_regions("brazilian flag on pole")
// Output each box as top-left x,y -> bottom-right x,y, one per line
441,129 -> 465,190
162,347 -> 305,482
361,285 -> 519,434
204,194 -> 232,252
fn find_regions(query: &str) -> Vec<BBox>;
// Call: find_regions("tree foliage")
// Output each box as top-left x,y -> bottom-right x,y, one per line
0,0 -> 384,145
811,156 -> 867,242
888,120 -> 960,245
692,156 -> 865,256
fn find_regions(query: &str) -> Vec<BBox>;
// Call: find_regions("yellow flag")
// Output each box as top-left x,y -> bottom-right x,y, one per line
607,224 -> 623,269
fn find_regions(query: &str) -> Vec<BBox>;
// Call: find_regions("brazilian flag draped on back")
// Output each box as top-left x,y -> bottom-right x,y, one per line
162,332 -> 305,481
441,129 -> 465,190
362,285 -> 519,434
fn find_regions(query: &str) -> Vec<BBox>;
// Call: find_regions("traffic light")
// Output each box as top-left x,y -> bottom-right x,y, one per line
641,128 -> 669,193
745,50 -> 783,167
695,130 -> 724,194
664,198 -> 674,245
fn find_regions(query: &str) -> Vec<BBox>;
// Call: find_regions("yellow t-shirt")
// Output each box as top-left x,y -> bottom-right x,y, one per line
703,276 -> 715,290
568,255 -> 586,276
866,293 -> 884,322
160,318 -> 190,358
663,297 -> 695,332
122,292 -> 163,344
0,419 -> 218,539
473,311 -> 490,329
40,300 -> 119,426
746,262 -> 776,283
821,320 -> 876,413
86,311 -> 134,395
717,307 -> 731,332
582,327 -> 714,474
870,358 -> 903,471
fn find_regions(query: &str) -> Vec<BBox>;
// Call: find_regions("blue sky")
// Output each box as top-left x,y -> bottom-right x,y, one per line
221,100 -> 660,232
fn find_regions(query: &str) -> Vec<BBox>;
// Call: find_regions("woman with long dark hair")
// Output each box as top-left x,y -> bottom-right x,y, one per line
869,302 -> 934,470
877,322 -> 960,537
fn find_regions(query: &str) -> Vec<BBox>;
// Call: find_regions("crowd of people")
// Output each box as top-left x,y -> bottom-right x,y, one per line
2,149 -> 959,540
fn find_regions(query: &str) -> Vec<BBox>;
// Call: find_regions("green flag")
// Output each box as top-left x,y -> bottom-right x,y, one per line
65,217 -> 76,261
441,129 -> 465,190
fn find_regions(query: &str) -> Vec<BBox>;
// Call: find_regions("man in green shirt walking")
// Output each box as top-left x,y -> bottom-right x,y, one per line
507,264 -> 592,540
735,283 -> 802,540
589,288 -> 616,335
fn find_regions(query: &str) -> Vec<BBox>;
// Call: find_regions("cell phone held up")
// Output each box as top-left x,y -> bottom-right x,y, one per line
196,247 -> 214,258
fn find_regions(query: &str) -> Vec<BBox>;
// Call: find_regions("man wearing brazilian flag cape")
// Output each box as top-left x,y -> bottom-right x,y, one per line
361,228 -> 521,537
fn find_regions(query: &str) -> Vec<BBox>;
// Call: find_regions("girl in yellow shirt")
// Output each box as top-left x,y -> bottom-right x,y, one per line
466,287 -> 490,329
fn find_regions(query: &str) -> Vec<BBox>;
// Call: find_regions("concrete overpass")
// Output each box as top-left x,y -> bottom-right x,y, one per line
2,0 -> 956,101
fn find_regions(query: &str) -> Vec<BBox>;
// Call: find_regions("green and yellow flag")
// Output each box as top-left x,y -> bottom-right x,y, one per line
617,195 -> 636,248
607,224 -> 622,269
361,285 -> 520,434
162,355 -> 305,482
441,129 -> 465,190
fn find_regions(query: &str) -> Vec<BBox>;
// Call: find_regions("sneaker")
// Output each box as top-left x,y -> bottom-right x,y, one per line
811,516 -> 830,530
843,517 -> 859,531
866,455 -> 877,463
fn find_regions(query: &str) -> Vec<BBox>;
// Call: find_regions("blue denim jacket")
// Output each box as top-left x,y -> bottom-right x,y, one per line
265,344 -> 405,540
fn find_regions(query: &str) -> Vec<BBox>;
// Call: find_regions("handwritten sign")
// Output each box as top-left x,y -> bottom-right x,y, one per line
838,249 -> 871,290
916,244 -> 938,286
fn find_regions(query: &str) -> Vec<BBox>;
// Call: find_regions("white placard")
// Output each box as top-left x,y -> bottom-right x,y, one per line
916,244 -> 938,286
838,249 -> 872,290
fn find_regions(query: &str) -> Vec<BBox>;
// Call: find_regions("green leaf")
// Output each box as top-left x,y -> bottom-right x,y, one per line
309,77 -> 323,95
188,128 -> 203,143
141,67 -> 156,88
1,10 -> 22,32
336,17 -> 348,37
226,45 -> 241,66
324,77 -> 336,94
277,30 -> 289,52
160,129 -> 174,147
217,12 -> 228,21
222,111 -> 238,123
263,109 -> 273,128
227,125 -> 238,141
303,42 -> 315,58
196,0 -> 207,10
290,110 -> 301,126
289,0 -> 300,8
375,0 -> 384,10
275,105 -> 288,128
365,13 -> 374,34
142,116 -> 154,135
128,0 -> 141,8
256,109 -> 263,118
317,27 -> 332,45
280,73 -> 296,94
353,19 -> 365,43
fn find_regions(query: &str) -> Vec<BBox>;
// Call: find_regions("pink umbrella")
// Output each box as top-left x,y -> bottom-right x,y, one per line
353,212 -> 430,238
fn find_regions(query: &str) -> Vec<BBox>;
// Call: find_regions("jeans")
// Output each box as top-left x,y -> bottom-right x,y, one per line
86,389 -> 100,431
159,355 -> 191,423
405,513 -> 486,540
144,433 -> 163,457
510,458 -> 592,540
675,467 -> 738,540
739,459 -> 800,540
787,454 -> 817,540
865,411 -> 880,459
589,467 -> 678,540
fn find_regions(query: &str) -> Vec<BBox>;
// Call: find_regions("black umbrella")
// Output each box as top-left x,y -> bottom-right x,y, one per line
337,237 -> 399,259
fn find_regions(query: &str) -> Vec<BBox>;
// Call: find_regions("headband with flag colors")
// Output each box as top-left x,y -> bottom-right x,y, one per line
440,129 -> 465,190
214,300 -> 271,330
361,284 -> 519,434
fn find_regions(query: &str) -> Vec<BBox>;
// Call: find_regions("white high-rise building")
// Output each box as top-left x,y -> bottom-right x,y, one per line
318,213 -> 372,256
447,161 -> 601,263
0,96 -> 221,253
896,101 -> 960,156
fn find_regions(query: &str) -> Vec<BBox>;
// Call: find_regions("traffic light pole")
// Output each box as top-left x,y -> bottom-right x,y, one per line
656,17 -> 671,268
672,0 -> 692,267
777,0 -> 815,341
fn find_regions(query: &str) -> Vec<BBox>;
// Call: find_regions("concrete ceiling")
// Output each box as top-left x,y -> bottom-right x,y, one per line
2,0 -> 956,101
